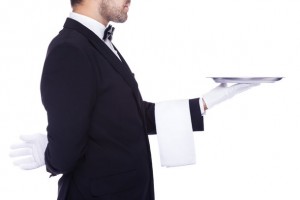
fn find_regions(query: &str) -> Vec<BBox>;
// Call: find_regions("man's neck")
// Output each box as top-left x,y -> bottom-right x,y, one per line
72,6 -> 108,26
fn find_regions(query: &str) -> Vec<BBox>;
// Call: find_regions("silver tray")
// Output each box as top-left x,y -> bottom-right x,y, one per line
209,77 -> 283,83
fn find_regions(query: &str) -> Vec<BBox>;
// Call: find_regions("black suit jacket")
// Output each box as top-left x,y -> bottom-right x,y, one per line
41,18 -> 204,200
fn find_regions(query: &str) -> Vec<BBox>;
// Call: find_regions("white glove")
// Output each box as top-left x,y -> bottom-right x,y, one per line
10,133 -> 48,170
203,83 -> 259,109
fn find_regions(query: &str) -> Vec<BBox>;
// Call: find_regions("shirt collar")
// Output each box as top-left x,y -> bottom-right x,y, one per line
68,12 -> 106,40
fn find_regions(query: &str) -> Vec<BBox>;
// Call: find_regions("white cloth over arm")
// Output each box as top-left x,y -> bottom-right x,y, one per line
155,99 -> 196,167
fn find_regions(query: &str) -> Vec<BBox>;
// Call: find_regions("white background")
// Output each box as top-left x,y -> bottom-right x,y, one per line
1,0 -> 299,199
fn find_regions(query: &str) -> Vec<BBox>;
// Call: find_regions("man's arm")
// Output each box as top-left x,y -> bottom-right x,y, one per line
143,98 -> 205,136
41,42 -> 97,176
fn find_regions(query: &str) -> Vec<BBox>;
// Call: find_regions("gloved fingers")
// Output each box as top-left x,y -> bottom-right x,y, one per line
10,142 -> 32,150
10,148 -> 44,170
20,134 -> 42,142
230,83 -> 260,93
9,148 -> 32,157
250,83 -> 260,87
19,162 -> 40,170
12,156 -> 35,167
231,83 -> 260,88
219,83 -> 227,87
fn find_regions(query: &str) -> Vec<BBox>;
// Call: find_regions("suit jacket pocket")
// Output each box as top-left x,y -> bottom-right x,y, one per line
90,169 -> 137,198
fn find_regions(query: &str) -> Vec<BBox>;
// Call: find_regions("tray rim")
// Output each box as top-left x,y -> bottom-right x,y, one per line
208,77 -> 284,83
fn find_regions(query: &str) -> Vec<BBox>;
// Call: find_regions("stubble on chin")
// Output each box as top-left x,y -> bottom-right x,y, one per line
99,0 -> 128,23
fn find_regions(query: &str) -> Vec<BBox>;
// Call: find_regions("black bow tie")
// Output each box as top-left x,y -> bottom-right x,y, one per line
103,25 -> 115,41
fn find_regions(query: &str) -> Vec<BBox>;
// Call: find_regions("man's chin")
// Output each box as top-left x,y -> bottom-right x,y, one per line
113,16 -> 128,23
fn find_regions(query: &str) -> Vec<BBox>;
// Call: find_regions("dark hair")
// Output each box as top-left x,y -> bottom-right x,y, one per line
71,0 -> 83,6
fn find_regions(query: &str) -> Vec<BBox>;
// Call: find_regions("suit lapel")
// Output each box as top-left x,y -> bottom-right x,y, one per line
63,18 -> 144,112
63,18 -> 141,94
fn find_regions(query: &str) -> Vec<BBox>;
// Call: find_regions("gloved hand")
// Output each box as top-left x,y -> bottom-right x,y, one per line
203,83 -> 259,109
10,133 -> 48,170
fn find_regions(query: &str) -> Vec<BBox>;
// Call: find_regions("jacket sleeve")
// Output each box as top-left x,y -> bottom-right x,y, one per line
143,98 -> 204,135
41,42 -> 97,176
143,101 -> 156,134
154,98 -> 204,167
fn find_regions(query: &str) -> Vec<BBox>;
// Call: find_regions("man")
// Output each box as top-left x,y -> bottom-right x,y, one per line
10,0 -> 258,199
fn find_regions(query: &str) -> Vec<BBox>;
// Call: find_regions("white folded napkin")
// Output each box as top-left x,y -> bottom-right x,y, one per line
155,99 -> 196,167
